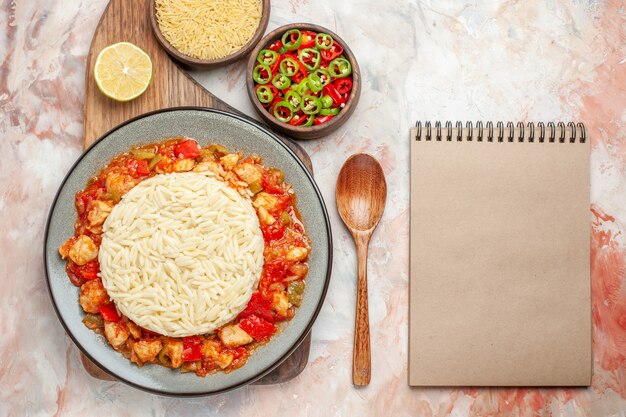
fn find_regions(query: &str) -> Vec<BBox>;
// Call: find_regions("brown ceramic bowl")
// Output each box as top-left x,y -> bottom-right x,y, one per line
246,23 -> 361,140
150,0 -> 271,69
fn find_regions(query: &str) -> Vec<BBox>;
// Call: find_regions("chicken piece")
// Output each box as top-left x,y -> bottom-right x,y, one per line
201,339 -> 234,369
58,237 -> 74,259
172,158 -> 195,172
257,206 -> 276,226
126,321 -> 141,339
286,246 -> 309,262
234,163 -> 262,184
61,235 -> 98,265
104,321 -> 129,350
132,339 -> 163,363
193,160 -> 226,176
253,192 -> 278,212
105,171 -> 135,199
79,279 -> 109,314
87,200 -> 113,227
163,339 -> 184,368
218,324 -> 253,348
220,153 -> 239,171
272,291 -> 291,317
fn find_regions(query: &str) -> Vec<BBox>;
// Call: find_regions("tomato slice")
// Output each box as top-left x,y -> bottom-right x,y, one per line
239,314 -> 276,341
261,171 -> 284,194
173,140 -> 200,159
238,292 -> 274,323
261,222 -> 285,241
125,158 -> 150,178
182,336 -> 203,362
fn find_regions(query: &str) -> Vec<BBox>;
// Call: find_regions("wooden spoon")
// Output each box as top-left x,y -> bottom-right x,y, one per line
336,153 -> 387,386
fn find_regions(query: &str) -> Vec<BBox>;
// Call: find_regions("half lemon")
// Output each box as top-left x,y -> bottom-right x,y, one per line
94,42 -> 153,102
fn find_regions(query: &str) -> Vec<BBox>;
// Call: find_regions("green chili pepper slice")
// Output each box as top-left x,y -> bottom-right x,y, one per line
328,57 -> 352,78
320,95 -> 334,109
256,49 -> 278,66
273,101 -> 294,122
307,73 -> 324,93
281,29 -> 303,50
279,57 -> 299,77
313,69 -> 332,86
300,95 -> 322,115
303,114 -> 315,127
315,33 -> 334,50
256,85 -> 275,104
253,64 -> 272,84
272,73 -> 292,90
298,48 -> 321,71
320,107 -> 340,116
285,90 -> 302,109
295,79 -> 311,96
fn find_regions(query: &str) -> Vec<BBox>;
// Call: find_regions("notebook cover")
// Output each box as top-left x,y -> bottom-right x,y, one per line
408,126 -> 591,386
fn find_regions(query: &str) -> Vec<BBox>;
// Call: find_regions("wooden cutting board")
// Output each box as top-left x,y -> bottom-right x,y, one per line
81,0 -> 312,385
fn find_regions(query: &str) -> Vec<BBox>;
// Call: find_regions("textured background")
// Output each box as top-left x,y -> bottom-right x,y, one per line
1,0 -> 625,416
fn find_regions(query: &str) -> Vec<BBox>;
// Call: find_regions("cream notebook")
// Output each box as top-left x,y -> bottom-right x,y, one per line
409,121 -> 591,386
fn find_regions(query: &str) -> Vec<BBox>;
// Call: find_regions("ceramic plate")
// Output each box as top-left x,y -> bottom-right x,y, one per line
44,108 -> 332,396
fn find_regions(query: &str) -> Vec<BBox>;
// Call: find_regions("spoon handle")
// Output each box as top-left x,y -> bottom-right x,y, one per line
353,232 -> 371,386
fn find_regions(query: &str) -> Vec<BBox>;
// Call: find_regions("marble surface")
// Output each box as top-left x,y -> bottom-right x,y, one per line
1,0 -> 625,416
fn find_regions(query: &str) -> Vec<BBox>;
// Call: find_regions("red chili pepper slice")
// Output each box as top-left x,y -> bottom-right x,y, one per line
321,43 -> 343,61
300,31 -> 317,48
98,303 -> 121,322
333,77 -> 353,94
268,40 -> 283,51
239,314 -> 276,341
288,113 -> 308,126
238,292 -> 274,323
173,139 -> 200,159
314,115 -> 334,125
182,336 -> 204,362
322,84 -> 345,107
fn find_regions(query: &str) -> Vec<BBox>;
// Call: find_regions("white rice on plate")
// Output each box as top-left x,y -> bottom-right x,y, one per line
98,171 -> 264,337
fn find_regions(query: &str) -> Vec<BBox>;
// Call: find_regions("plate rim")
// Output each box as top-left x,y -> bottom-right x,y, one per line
43,106 -> 333,397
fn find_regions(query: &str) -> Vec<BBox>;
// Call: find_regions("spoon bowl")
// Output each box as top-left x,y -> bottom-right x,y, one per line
335,153 -> 387,386
336,154 -> 387,233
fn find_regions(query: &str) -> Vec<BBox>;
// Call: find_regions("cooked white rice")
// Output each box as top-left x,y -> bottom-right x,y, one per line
98,172 -> 264,337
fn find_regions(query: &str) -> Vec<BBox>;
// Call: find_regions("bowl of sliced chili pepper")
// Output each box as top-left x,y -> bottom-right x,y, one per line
246,23 -> 361,140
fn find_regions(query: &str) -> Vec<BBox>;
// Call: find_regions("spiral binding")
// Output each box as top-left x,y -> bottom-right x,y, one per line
414,121 -> 586,143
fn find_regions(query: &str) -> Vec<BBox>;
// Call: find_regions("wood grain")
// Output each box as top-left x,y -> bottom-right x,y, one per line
335,154 -> 387,386
81,0 -> 312,385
